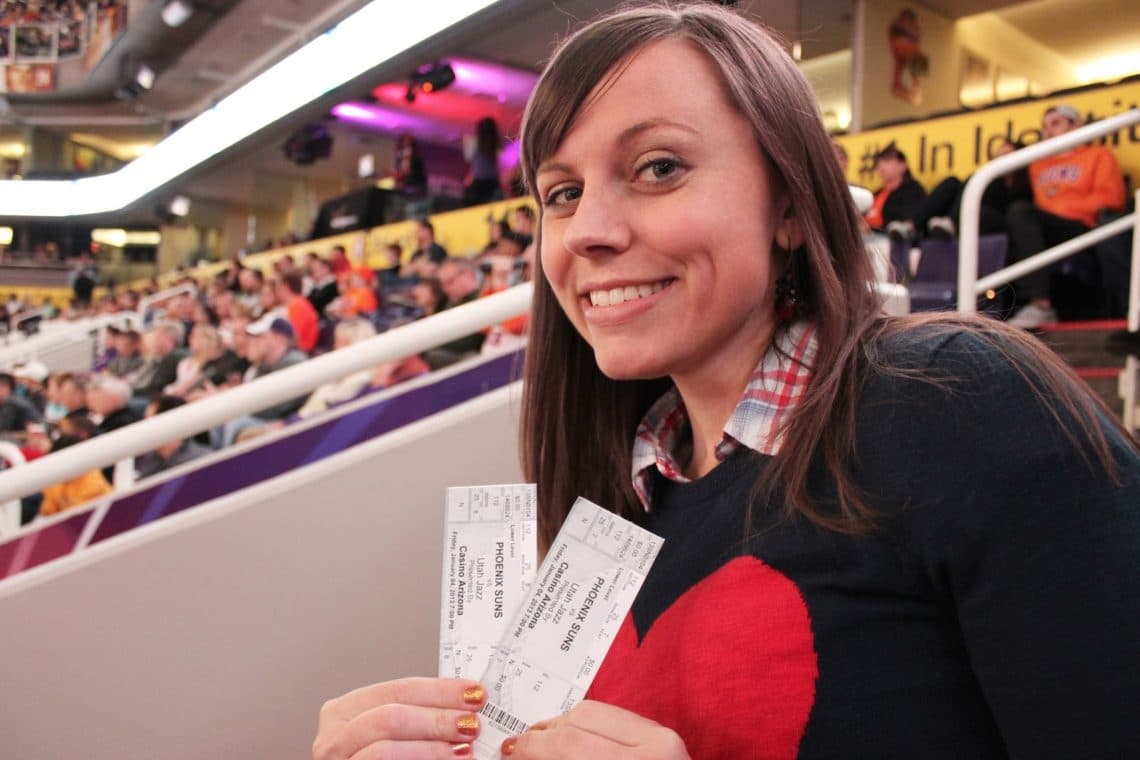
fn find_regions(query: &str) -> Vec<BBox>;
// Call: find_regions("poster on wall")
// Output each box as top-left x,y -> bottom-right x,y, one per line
2,62 -> 55,93
888,9 -> 928,104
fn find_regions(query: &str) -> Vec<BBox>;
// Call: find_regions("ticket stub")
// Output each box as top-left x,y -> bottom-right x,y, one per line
440,484 -> 538,679
473,497 -> 664,759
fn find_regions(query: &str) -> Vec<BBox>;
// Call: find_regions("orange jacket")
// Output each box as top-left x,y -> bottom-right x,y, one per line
40,470 -> 112,517
287,295 -> 320,353
1029,144 -> 1125,228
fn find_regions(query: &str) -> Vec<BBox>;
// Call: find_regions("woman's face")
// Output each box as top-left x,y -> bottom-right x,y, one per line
536,39 -> 783,383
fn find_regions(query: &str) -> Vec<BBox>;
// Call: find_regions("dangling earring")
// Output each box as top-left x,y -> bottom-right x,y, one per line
773,234 -> 798,323
775,274 -> 798,323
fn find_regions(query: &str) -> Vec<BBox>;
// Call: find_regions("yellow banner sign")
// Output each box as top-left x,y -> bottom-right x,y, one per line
835,80 -> 1140,193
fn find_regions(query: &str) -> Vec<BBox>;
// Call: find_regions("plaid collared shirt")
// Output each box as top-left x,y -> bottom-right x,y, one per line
630,322 -> 817,510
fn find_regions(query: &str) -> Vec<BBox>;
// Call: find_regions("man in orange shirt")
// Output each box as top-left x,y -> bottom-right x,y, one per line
276,272 -> 320,353
1005,104 -> 1126,328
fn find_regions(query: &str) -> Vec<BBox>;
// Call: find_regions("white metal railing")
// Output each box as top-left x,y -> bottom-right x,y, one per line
958,110 -> 1140,434
0,312 -> 141,371
958,108 -> 1140,312
0,442 -> 27,538
10,307 -> 51,335
0,282 -> 532,504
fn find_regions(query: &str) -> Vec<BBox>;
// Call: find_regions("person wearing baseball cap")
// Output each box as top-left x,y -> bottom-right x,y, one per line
1004,103 -> 1126,329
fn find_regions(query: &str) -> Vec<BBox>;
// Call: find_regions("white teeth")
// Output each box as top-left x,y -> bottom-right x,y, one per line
587,281 -> 668,307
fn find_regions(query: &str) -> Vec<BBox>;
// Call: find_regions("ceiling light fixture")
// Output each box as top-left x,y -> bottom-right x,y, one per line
162,0 -> 195,28
0,0 -> 499,217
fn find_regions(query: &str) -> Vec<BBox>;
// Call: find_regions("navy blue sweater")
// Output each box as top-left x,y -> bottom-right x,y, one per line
588,329 -> 1140,759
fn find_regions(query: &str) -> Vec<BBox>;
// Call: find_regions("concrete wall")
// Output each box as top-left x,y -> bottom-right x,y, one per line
0,384 -> 524,759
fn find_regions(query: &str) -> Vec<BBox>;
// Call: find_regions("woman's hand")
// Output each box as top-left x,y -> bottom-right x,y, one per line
502,701 -> 689,759
313,677 -> 487,760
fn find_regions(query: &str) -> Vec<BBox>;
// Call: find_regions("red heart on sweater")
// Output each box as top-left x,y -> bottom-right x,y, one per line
587,556 -> 818,759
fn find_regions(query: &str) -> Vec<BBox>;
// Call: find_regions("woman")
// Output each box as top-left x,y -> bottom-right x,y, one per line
463,116 -> 503,206
313,5 -> 1140,759
164,324 -> 242,397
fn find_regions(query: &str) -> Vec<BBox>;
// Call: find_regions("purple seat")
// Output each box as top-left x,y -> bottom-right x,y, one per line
908,234 -> 1007,312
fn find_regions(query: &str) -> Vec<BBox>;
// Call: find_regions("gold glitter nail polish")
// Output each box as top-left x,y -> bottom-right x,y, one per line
501,737 -> 518,756
453,742 -> 473,757
457,714 -> 479,736
462,686 -> 485,705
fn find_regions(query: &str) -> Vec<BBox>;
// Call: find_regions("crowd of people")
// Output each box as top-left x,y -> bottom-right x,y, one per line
0,212 -> 537,524
858,102 -> 1131,331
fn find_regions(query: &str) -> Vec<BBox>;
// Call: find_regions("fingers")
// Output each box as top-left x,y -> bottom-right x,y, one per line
313,679 -> 486,760
330,678 -> 483,720
504,702 -> 688,760
347,740 -> 474,760
338,704 -> 479,753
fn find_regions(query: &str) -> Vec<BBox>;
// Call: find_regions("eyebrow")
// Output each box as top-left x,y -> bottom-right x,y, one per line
536,118 -> 699,176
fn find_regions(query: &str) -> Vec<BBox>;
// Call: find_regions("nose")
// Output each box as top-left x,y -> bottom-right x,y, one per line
560,182 -> 631,258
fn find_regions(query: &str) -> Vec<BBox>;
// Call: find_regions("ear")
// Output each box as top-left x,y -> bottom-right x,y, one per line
776,201 -> 805,251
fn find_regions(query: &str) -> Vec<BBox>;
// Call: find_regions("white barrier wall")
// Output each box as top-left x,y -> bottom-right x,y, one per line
0,384 -> 524,759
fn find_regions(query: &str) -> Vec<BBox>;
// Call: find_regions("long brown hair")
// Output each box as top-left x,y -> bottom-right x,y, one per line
519,2 -> 1132,549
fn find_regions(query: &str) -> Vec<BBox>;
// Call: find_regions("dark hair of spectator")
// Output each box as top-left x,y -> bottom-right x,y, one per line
51,434 -> 84,453
475,117 -> 502,158
280,272 -> 304,295
417,277 -> 448,314
61,411 -> 97,439
0,372 -> 14,392
151,395 -> 187,415
418,219 -> 435,236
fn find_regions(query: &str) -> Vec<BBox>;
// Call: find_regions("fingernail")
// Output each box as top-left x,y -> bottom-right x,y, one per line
462,686 -> 485,705
453,742 -> 472,757
457,713 -> 479,736
501,737 -> 517,756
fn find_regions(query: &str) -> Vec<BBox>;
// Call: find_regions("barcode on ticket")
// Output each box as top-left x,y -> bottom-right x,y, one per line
479,701 -> 529,735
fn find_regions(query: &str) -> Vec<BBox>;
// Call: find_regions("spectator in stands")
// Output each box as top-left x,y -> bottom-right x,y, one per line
236,268 -> 264,317
510,205 -> 536,248
832,141 -> 850,175
410,277 -> 447,317
106,328 -> 145,382
400,219 -> 449,278
55,372 -> 88,417
307,257 -> 340,319
422,258 -> 486,368
133,321 -> 186,399
260,277 -> 284,320
87,375 -> 140,436
329,245 -> 352,280
462,116 -> 503,206
276,272 -> 320,353
910,139 -> 1032,241
0,371 -> 41,432
68,250 -> 98,308
37,434 -> 112,518
328,270 -> 379,320
217,316 -> 308,445
295,319 -> 378,419
165,324 -> 244,397
864,142 -> 926,241
12,360 -> 48,414
392,132 -> 427,197
166,294 -> 197,346
1005,104 -> 1126,329
369,353 -> 431,390
134,396 -> 211,479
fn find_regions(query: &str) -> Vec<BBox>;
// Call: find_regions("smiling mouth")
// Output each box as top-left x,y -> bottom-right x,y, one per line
586,280 -> 672,307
